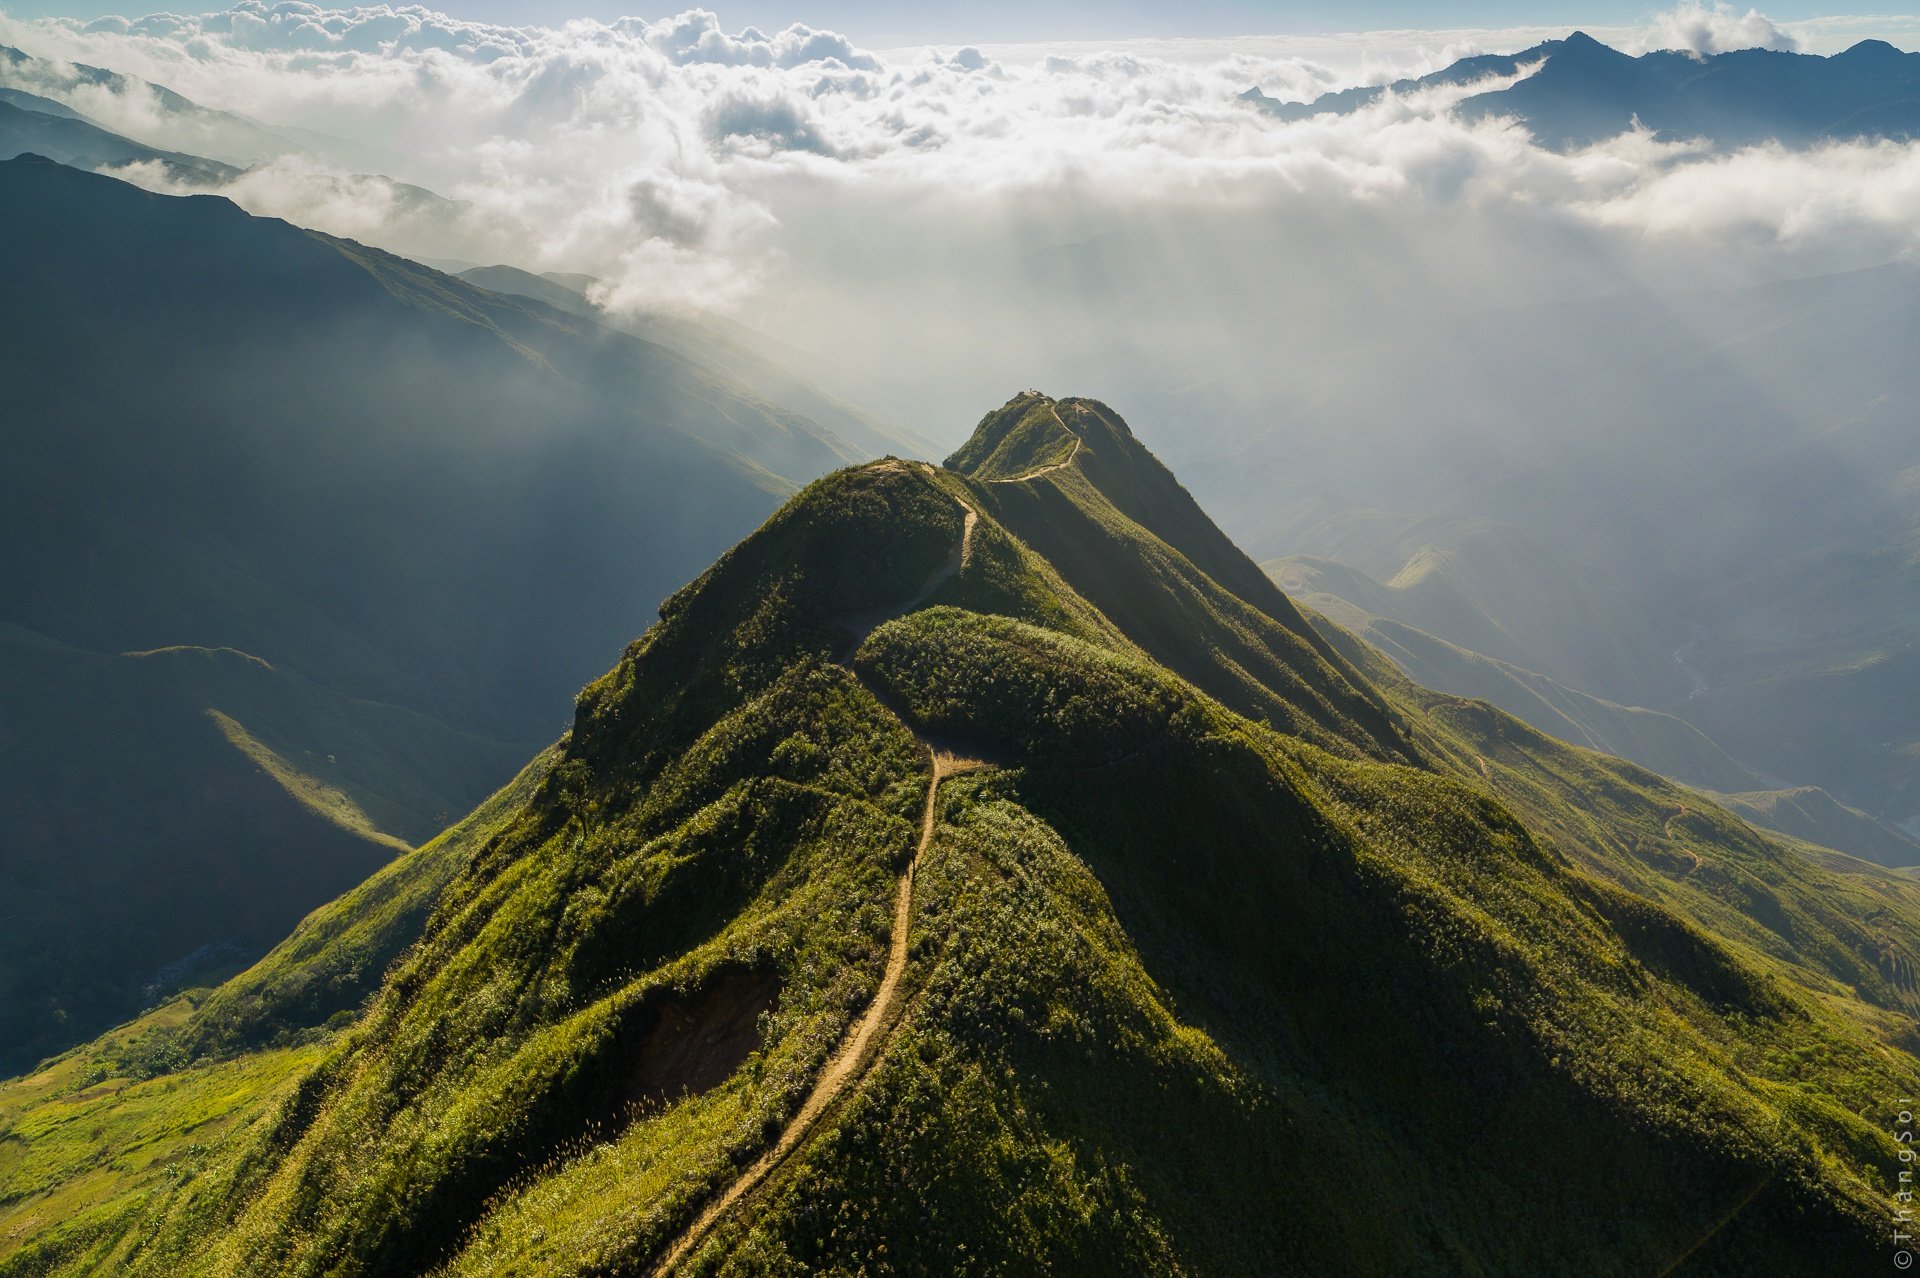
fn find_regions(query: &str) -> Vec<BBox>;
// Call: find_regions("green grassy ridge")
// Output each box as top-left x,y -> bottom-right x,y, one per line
72,528 -> 957,1273
689,610 -> 1890,1273
62,662 -> 927,1276
567,463 -> 969,793
949,402 -> 1406,766
943,391 -> 1079,481
2,399 -> 1916,1271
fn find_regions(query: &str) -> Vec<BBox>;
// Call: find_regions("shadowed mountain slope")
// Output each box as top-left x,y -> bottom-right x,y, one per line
0,395 -> 1911,1276
0,155 -> 872,1068
1279,564 -> 1920,868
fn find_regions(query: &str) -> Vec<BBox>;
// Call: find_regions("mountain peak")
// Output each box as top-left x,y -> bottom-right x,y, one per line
1554,30 -> 1631,62
1839,38 -> 1907,62
945,390 -> 1085,482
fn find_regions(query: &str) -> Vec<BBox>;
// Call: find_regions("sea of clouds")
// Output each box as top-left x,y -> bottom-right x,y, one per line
3,2 -> 1918,423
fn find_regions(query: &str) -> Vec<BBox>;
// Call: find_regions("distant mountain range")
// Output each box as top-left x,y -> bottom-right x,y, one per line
1161,259 -> 1920,859
0,42 -> 310,166
1245,32 -> 1920,147
0,88 -> 234,182
0,154 -> 916,1072
0,42 -> 551,267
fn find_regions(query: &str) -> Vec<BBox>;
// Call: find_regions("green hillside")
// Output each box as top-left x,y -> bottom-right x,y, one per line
0,395 -> 1911,1274
0,155 -> 891,1068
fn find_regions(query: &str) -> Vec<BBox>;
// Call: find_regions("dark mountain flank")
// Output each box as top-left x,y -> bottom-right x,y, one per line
0,393 -> 1910,1275
0,156 -> 869,1070
1246,33 -> 1920,148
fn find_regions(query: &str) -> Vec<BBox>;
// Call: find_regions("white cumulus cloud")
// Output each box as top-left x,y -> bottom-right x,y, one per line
1642,2 -> 1799,55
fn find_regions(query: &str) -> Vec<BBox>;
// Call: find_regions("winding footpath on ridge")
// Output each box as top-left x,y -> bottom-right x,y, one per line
649,464 -> 984,1275
988,404 -> 1083,484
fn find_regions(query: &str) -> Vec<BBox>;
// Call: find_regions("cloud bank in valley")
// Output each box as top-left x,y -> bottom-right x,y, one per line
3,3 -> 1918,421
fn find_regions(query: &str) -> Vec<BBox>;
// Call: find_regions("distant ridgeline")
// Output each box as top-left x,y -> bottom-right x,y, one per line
1244,32 -> 1920,148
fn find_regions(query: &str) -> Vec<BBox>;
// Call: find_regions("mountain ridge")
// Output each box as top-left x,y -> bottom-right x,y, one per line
0,392 -> 1909,1275
1245,33 -> 1920,148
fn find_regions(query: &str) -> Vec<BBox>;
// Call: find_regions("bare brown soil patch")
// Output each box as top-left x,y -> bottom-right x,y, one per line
622,966 -> 781,1117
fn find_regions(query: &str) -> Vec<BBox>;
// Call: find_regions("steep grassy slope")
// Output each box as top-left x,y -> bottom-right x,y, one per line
1313,611 -> 1920,1026
953,394 -> 1408,763
0,155 -> 878,1066
0,759 -> 551,1255
1,396 -> 1913,1274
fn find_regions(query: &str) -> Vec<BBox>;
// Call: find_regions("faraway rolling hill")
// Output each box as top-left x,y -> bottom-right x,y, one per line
0,394 -> 1913,1275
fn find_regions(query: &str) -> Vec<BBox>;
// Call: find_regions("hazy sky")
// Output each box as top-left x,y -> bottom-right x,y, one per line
5,2 -> 1919,44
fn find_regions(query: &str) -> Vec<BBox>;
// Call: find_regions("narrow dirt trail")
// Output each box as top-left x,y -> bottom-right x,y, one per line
649,750 -> 981,1276
989,406 -> 1083,484
648,467 -> 984,1275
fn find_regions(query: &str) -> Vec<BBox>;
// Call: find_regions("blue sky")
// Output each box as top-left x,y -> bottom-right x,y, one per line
5,2 -> 1915,44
